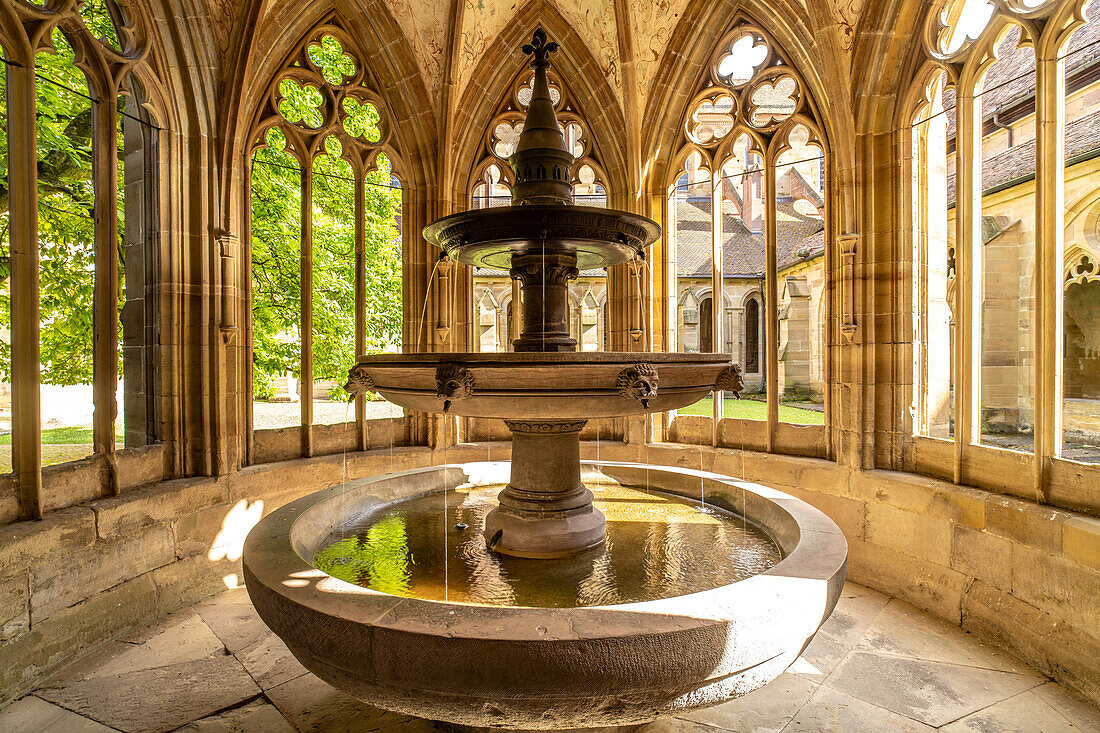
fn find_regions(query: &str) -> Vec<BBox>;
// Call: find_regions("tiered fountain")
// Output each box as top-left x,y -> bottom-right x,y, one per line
244,30 -> 846,732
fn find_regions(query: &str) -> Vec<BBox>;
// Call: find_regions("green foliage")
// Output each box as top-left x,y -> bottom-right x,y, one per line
0,26 -> 127,387
252,368 -> 276,401
308,36 -> 357,85
250,101 -> 402,394
312,514 -> 412,595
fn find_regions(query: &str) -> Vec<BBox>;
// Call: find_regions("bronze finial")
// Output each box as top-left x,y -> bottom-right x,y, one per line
522,27 -> 559,67
510,29 -> 573,206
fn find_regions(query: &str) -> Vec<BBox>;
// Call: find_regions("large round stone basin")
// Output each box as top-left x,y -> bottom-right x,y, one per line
243,461 -> 847,729
350,352 -> 734,419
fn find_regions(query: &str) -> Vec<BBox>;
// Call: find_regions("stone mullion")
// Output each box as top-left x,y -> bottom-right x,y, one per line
243,155 -> 255,465
300,163 -> 313,457
711,170 -> 723,438
8,57 -> 42,518
955,79 -> 981,482
91,79 -> 120,494
764,153 -> 779,453
354,172 -> 367,451
1033,48 -> 1064,499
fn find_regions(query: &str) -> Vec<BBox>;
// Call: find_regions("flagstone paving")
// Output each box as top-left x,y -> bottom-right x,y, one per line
3,582 -> 1098,733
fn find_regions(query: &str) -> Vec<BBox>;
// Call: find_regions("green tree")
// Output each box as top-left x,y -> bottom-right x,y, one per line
0,3 -> 124,388
250,44 -> 402,398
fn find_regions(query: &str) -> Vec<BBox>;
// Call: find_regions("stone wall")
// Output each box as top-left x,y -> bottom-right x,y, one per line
1,440 -> 1097,711
590,442 -> 1100,706
0,442 -> 508,707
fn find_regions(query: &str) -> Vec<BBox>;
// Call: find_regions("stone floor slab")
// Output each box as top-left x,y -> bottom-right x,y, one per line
0,695 -> 117,733
38,653 -> 260,733
8,582 -> 1100,733
856,599 -> 1038,675
826,650 -> 1043,727
639,718 -> 723,733
192,588 -> 271,655
265,671 -> 419,733
1031,682 -> 1100,731
940,688 -> 1081,732
678,672 -> 817,732
784,685 -> 935,732
234,633 -> 309,690
175,698 -> 295,733
49,609 -> 225,685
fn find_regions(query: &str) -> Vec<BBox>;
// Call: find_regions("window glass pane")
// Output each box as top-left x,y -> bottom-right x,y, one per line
671,151 -> 715,416
0,56 -> 9,473
250,129 -> 302,430
717,135 -> 767,421
1061,0 -> 1100,463
917,72 -> 956,440
571,165 -> 607,352
363,154 -> 403,420
311,138 -> 355,425
977,25 -> 1036,452
472,165 -> 511,352
775,124 -> 826,425
36,29 -> 98,465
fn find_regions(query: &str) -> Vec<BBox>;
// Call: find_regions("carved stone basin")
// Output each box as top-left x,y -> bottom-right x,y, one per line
347,352 -> 739,420
243,461 -> 848,730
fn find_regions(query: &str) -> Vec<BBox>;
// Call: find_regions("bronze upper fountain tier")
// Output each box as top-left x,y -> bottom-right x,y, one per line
346,29 -> 744,557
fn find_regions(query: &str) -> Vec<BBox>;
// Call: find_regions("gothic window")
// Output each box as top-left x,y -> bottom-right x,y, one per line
907,0 -> 1100,479
470,63 -> 608,353
0,1 -> 159,518
667,22 -> 827,438
247,22 -> 403,460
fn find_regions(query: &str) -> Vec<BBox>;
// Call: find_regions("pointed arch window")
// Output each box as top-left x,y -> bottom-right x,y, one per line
0,1 -> 161,520
906,0 -> 1100,500
246,23 -> 404,463
469,63 -> 610,353
666,22 -> 828,448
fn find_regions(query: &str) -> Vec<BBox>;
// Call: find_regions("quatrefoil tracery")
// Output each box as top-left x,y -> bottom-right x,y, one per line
253,23 -> 390,172
685,24 -> 811,149
474,61 -> 606,201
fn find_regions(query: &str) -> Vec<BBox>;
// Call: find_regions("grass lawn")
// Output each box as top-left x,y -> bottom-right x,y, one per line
677,397 -> 825,424
0,425 -> 123,445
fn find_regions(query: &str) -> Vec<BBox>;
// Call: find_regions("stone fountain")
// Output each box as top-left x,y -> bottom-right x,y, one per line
244,30 -> 846,731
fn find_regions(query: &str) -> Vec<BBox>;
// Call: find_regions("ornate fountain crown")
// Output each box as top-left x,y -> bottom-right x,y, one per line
509,29 -> 574,207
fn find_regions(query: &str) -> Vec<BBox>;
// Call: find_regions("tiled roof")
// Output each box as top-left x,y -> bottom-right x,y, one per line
944,3 -> 1100,135
948,108 -> 1100,202
674,196 -> 825,278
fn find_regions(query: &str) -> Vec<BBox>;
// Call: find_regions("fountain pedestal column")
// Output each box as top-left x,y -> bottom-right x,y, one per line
484,419 -> 606,558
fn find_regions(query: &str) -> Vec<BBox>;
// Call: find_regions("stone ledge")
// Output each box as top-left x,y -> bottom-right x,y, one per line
962,579 -> 1100,705
29,524 -> 176,624
92,475 -> 228,539
0,507 -> 96,579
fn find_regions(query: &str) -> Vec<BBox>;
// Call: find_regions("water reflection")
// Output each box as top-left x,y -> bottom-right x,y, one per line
313,483 -> 781,608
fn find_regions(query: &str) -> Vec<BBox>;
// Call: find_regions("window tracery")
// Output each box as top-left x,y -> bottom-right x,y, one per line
246,20 -> 403,460
906,0 -> 1100,486
667,21 -> 827,443
470,61 -> 609,355
0,0 -> 160,518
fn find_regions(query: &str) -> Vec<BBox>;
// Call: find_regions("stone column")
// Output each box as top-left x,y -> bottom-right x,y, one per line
511,251 -> 579,352
483,419 -> 606,558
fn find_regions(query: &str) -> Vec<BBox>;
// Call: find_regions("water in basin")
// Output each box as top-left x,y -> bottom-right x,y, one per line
312,482 -> 782,608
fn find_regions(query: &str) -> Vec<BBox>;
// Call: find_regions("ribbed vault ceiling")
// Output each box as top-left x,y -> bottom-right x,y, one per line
208,0 -> 871,113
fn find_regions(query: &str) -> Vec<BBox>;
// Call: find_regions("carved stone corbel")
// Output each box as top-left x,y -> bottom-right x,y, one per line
343,364 -> 374,397
436,363 -> 475,412
617,363 -> 659,409
715,364 -> 745,398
